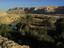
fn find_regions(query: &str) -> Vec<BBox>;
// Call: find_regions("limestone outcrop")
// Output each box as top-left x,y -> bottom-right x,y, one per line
7,6 -> 64,14
0,35 -> 30,48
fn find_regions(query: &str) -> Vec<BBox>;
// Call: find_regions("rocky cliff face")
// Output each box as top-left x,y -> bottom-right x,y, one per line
7,6 -> 64,14
16,14 -> 59,42
15,14 -> 64,48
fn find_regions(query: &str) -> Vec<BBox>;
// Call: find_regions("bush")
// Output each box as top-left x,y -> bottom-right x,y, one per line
0,24 -> 12,32
0,24 -> 13,38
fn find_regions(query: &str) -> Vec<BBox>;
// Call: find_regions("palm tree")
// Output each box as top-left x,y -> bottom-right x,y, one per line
16,15 -> 33,34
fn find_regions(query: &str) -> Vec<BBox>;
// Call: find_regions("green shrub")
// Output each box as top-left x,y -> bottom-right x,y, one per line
0,24 -> 12,32
0,24 -> 14,39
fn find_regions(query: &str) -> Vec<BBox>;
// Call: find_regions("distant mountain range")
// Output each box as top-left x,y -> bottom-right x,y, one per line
7,6 -> 64,14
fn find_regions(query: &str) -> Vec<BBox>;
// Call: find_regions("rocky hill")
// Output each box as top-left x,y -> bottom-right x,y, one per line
0,6 -> 64,48
7,6 -> 64,14
0,13 -> 22,24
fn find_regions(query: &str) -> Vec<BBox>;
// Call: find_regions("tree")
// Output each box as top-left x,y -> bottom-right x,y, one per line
16,15 -> 33,33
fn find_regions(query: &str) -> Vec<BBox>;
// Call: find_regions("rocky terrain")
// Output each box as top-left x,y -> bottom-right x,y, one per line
15,14 -> 64,48
0,35 -> 30,48
7,6 -> 64,14
0,6 -> 64,48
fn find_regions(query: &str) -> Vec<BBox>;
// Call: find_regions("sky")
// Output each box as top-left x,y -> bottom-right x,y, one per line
0,0 -> 64,11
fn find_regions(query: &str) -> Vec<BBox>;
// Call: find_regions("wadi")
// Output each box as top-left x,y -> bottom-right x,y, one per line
0,6 -> 64,48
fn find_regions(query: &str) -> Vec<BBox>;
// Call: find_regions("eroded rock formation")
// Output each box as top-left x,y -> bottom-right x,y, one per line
0,35 -> 30,48
7,6 -> 64,14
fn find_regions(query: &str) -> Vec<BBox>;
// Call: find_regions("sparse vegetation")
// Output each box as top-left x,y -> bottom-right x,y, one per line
0,11 -> 64,48
0,24 -> 12,32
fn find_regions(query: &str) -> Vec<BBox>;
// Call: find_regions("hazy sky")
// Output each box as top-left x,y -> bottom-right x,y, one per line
0,0 -> 64,11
